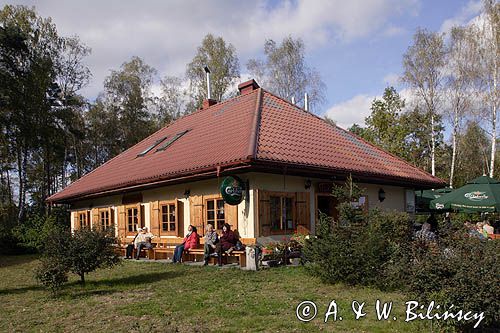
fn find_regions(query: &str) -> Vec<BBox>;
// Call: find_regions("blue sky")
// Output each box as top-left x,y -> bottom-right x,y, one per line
1,0 -> 485,128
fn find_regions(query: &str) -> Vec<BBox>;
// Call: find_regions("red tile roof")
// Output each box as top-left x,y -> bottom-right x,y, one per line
48,83 -> 445,203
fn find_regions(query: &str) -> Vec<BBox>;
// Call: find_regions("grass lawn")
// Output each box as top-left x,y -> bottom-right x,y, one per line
0,255 -> 429,332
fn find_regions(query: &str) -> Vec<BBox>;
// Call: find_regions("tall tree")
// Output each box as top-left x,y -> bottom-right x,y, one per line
472,0 -> 499,177
364,87 -> 408,158
186,34 -> 239,109
402,28 -> 446,176
247,36 -> 326,111
0,5 -> 91,217
157,75 -> 185,126
445,26 -> 477,187
401,106 -> 447,176
454,121 -> 491,187
100,56 -> 157,151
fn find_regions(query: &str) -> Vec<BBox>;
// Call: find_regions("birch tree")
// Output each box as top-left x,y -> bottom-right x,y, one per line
472,0 -> 499,177
445,26 -> 476,187
186,34 -> 240,109
402,29 -> 446,176
247,36 -> 326,111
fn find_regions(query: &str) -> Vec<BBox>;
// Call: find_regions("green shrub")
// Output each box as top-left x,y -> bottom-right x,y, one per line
67,227 -> 120,284
35,226 -> 120,291
304,210 -> 413,289
34,257 -> 68,295
12,208 -> 70,252
407,234 -> 500,331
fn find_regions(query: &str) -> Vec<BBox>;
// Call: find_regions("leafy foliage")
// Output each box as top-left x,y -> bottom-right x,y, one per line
406,233 -> 500,331
36,226 -> 119,290
247,36 -> 326,111
34,257 -> 68,296
186,33 -> 240,109
304,209 -> 413,289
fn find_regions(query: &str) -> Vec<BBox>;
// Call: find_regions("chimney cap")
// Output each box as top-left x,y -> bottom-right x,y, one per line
238,79 -> 260,94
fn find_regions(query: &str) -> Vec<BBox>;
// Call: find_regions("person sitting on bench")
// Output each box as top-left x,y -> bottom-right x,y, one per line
203,223 -> 218,266
135,227 -> 155,260
125,228 -> 142,259
172,225 -> 199,263
215,223 -> 237,266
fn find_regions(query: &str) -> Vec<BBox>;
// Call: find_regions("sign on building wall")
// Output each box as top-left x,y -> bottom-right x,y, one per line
220,176 -> 245,205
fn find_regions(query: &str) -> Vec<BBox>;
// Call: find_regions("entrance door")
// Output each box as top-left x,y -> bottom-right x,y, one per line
316,194 -> 338,222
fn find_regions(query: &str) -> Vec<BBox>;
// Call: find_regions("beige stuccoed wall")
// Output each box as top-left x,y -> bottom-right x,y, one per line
69,172 -> 413,240
69,177 -> 254,238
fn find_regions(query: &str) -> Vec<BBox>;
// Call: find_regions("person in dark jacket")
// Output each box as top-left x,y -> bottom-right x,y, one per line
215,223 -> 237,266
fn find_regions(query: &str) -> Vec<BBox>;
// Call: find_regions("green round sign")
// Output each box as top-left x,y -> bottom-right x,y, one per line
220,176 -> 245,205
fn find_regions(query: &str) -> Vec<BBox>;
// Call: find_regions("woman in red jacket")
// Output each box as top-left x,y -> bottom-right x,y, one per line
172,225 -> 199,263
216,223 -> 237,266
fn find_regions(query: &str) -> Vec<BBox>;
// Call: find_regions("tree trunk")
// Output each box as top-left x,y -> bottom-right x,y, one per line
450,111 -> 459,187
79,272 -> 85,284
490,102 -> 497,178
16,145 -> 27,224
431,113 -> 436,176
62,146 -> 67,188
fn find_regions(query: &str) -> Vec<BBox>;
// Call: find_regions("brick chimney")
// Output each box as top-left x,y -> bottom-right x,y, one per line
202,98 -> 217,109
238,79 -> 260,95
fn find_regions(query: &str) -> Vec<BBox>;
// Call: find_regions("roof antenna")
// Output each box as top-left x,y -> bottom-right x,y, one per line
204,66 -> 211,99
304,93 -> 309,111
291,96 -> 295,105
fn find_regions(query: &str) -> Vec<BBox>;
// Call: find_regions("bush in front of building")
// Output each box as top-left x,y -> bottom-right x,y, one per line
303,209 -> 413,289
406,233 -> 500,332
305,208 -> 499,331
35,226 -> 120,292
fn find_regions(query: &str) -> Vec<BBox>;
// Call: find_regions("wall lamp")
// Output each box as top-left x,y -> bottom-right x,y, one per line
305,179 -> 312,190
378,188 -> 386,202
183,189 -> 191,199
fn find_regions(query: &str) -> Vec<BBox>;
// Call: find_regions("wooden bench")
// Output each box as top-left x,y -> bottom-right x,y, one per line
151,238 -> 184,260
119,237 -> 257,266
184,238 -> 256,267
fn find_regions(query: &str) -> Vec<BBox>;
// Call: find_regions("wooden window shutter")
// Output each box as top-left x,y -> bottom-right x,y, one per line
259,190 -> 271,236
189,195 -> 204,236
295,192 -> 311,234
109,207 -> 114,229
150,201 -> 160,236
91,208 -> 99,230
138,203 -> 143,229
73,212 -> 79,230
117,205 -> 126,241
224,203 -> 238,232
177,200 -> 184,238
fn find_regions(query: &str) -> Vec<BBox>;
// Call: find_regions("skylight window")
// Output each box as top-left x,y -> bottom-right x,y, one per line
156,130 -> 189,152
137,136 -> 168,157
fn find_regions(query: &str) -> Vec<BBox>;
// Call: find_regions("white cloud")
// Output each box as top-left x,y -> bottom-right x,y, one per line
382,73 -> 400,86
2,0 -> 420,99
439,0 -> 483,34
382,25 -> 407,37
323,94 -> 375,129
